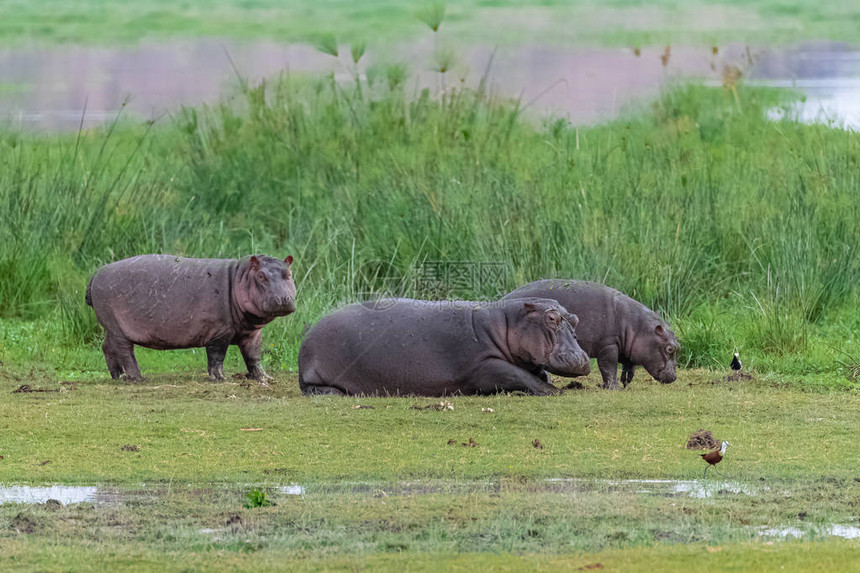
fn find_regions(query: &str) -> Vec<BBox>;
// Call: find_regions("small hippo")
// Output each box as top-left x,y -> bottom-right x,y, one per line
86,254 -> 296,381
298,297 -> 590,396
503,280 -> 678,389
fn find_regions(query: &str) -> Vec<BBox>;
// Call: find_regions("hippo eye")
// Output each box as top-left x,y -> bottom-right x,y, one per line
545,313 -> 560,328
666,345 -> 675,355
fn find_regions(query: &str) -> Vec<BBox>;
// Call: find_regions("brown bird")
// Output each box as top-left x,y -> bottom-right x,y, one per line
701,441 -> 730,479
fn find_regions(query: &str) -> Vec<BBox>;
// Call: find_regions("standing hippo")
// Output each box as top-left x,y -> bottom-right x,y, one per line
503,280 -> 678,389
86,254 -> 296,381
298,297 -> 590,396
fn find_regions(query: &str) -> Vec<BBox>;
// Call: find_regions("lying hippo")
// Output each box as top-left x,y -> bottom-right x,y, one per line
503,280 -> 678,389
298,298 -> 590,396
86,254 -> 296,381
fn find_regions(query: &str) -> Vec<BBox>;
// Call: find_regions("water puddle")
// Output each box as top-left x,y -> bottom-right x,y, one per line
278,484 -> 306,496
0,485 -> 98,505
0,482 -> 304,506
612,478 -> 758,498
0,39 -> 856,129
758,524 -> 860,540
543,478 -> 761,498
2,478 -> 750,506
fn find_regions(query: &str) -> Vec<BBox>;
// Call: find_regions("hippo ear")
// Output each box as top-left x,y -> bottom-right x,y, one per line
250,256 -> 261,271
285,255 -> 294,266
655,324 -> 665,338
569,313 -> 579,328
522,301 -> 541,314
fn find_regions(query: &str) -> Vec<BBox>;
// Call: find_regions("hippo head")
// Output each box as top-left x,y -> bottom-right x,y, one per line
631,321 -> 678,384
508,299 -> 591,377
242,255 -> 297,318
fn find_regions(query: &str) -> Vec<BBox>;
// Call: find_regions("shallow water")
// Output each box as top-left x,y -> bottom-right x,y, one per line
0,39 -> 856,130
543,478 -> 761,499
747,43 -> 860,129
0,485 -> 98,505
758,524 -> 860,540
0,482 -> 305,506
277,484 -> 305,496
0,478 -> 750,505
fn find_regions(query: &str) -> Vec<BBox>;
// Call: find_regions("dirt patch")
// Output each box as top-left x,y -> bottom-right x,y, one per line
411,401 -> 454,411
120,444 -> 140,452
42,499 -> 62,511
728,371 -> 754,382
13,384 -> 59,393
533,439 -> 544,450
562,381 -> 586,390
225,512 -> 244,532
711,371 -> 755,384
262,467 -> 289,475
351,405 -> 375,409
10,513 -> 37,534
686,429 -> 719,451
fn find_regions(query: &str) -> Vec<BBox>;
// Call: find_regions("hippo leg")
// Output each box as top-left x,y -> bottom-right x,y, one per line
597,346 -> 621,390
102,338 -> 123,379
104,333 -> 142,381
620,361 -> 635,388
206,341 -> 228,381
303,385 -> 347,396
533,369 -> 552,385
298,368 -> 348,395
238,331 -> 271,381
471,360 -> 560,396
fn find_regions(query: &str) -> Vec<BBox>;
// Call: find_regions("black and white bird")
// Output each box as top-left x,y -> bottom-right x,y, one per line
730,353 -> 742,371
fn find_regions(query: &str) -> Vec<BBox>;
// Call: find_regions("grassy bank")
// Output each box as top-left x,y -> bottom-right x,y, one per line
1,72 -> 860,383
0,370 -> 857,484
1,1 -> 858,48
2,540 -> 858,573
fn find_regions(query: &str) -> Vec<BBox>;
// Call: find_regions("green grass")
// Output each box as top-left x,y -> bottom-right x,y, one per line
0,1 -> 858,47
0,370 -> 858,571
0,370 -> 857,484
1,74 -> 860,383
1,542 -> 859,573
2,13 -> 859,570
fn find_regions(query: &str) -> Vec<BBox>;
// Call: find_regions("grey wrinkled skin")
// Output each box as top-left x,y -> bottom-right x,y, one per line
503,280 -> 679,389
298,297 -> 590,397
86,254 -> 296,382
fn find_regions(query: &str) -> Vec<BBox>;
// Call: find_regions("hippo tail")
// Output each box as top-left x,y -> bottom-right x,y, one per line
85,275 -> 94,307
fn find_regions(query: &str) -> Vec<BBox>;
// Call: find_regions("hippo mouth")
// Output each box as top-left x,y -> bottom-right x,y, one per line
653,366 -> 677,384
547,352 -> 591,376
267,298 -> 296,316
